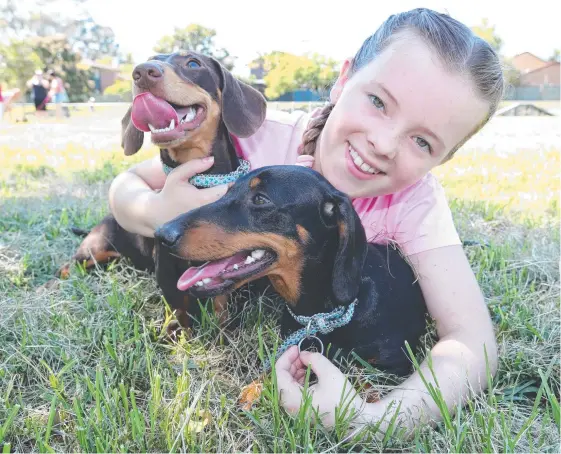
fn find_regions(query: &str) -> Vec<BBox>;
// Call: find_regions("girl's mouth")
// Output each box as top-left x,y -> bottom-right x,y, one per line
345,144 -> 385,180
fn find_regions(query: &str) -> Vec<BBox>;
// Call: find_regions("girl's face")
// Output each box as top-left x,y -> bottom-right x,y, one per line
315,32 -> 490,199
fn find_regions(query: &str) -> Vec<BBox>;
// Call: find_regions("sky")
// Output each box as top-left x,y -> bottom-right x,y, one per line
84,0 -> 558,77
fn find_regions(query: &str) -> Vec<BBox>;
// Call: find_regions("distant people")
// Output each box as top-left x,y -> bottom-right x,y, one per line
26,69 -> 50,117
46,69 -> 70,119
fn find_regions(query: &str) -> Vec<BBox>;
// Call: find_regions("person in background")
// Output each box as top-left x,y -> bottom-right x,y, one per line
47,69 -> 70,119
26,69 -> 50,117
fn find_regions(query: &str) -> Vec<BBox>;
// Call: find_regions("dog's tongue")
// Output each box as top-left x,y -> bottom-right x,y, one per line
177,252 -> 247,291
131,92 -> 179,132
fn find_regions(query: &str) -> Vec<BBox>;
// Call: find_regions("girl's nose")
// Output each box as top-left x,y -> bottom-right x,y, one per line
367,131 -> 398,160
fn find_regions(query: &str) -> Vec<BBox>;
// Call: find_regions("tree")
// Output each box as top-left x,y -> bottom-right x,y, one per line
0,39 -> 43,89
0,0 -> 121,61
471,18 -> 503,53
32,34 -> 94,102
549,49 -> 560,62
153,24 -> 234,70
257,51 -> 340,100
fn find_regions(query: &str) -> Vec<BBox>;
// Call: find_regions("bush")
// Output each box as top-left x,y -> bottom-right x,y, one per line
103,79 -> 132,101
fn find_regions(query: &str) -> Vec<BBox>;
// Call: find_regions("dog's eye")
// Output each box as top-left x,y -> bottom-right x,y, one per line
186,59 -> 200,69
252,194 -> 270,205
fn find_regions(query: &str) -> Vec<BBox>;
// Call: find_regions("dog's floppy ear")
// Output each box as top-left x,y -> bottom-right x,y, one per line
121,105 -> 144,156
329,193 -> 368,306
212,61 -> 267,138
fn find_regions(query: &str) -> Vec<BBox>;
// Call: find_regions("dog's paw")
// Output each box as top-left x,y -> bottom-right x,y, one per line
164,320 -> 192,342
238,380 -> 263,411
55,264 -> 71,279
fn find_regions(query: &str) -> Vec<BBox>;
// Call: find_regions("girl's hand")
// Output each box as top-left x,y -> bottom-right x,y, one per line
275,345 -> 363,428
295,155 -> 315,168
153,156 -> 230,228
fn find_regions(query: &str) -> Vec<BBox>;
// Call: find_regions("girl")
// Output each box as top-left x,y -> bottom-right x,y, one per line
108,8 -> 504,435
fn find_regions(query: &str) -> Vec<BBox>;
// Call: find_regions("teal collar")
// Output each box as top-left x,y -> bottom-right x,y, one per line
162,158 -> 251,188
261,299 -> 358,372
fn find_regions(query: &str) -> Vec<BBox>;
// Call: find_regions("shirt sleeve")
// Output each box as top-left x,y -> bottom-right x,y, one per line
388,174 -> 462,256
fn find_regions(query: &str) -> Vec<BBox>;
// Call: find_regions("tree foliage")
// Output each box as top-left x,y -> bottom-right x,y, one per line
471,18 -> 503,53
153,24 -> 234,70
255,51 -> 340,100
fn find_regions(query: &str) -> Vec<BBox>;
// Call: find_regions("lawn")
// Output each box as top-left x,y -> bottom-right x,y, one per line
0,117 -> 559,452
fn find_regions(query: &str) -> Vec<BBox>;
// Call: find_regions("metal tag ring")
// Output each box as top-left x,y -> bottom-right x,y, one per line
298,335 -> 324,356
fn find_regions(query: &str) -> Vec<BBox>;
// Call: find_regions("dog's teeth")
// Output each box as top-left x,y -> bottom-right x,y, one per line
196,281 -> 204,287
169,119 -> 175,130
202,278 -> 211,284
148,124 -> 156,132
245,256 -> 255,265
184,107 -> 197,123
233,264 -> 239,270
251,249 -> 265,260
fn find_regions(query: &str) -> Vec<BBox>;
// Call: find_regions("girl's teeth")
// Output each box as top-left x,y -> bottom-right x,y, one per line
202,278 -> 211,284
349,146 -> 378,175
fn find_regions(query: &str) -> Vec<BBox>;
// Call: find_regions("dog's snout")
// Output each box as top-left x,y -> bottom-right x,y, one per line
133,62 -> 163,86
155,223 -> 182,248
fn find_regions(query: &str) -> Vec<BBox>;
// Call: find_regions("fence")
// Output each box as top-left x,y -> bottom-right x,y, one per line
504,85 -> 560,101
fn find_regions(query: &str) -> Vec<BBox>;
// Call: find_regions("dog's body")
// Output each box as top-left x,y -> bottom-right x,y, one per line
58,51 -> 267,329
155,165 -> 428,375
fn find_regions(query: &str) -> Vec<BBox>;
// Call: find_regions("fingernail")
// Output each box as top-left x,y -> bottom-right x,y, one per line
203,156 -> 214,163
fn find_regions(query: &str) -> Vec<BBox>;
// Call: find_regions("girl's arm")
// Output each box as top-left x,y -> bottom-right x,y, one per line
108,155 -> 230,238
354,244 -> 498,433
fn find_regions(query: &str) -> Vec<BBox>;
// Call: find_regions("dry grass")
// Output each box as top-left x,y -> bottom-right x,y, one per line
0,119 -> 559,452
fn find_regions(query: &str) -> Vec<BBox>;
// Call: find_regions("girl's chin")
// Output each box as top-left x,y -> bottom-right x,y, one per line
323,169 -> 363,196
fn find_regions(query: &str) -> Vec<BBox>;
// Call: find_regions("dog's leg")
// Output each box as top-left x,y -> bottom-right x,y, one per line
212,294 -> 229,327
56,215 -> 124,279
56,214 -> 155,279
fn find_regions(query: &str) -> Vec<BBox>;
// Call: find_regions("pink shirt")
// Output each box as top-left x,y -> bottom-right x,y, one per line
234,108 -> 461,256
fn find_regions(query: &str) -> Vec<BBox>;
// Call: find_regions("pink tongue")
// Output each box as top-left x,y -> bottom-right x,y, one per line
131,92 -> 179,132
177,252 -> 248,291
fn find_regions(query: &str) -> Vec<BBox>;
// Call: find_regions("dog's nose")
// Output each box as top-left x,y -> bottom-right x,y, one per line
132,62 -> 163,86
154,223 -> 182,248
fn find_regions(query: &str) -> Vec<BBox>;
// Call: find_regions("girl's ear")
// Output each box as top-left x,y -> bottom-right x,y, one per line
329,58 -> 353,103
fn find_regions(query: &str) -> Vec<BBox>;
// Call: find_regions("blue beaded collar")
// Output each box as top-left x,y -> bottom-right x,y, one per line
162,158 -> 251,188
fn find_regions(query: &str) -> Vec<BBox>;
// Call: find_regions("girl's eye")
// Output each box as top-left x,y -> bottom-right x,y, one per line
368,94 -> 385,111
186,59 -> 200,68
414,137 -> 432,153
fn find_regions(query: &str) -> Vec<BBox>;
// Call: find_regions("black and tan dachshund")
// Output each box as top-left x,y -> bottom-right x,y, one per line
154,165 -> 428,376
57,51 -> 267,328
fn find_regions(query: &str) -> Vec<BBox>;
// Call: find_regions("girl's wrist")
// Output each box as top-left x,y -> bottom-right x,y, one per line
350,396 -> 408,435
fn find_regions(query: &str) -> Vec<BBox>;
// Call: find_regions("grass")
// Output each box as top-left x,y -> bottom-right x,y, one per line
0,133 -> 559,452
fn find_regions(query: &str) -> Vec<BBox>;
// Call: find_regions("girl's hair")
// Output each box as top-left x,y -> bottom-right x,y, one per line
299,7 -> 505,159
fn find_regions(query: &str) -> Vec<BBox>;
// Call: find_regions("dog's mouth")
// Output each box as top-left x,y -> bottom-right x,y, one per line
176,248 -> 277,296
131,92 -> 207,144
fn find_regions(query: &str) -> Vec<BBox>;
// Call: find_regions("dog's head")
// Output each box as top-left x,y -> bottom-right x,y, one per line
121,51 -> 267,162
154,165 -> 368,308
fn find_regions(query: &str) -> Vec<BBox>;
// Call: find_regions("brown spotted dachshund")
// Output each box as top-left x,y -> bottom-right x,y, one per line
57,51 -> 267,330
154,165 -> 428,377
